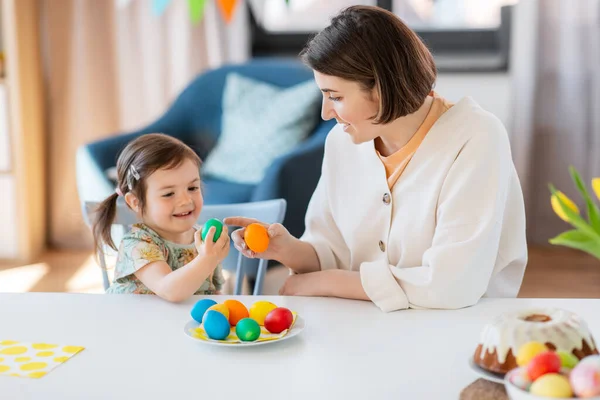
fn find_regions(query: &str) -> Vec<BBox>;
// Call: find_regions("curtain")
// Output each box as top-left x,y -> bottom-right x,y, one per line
509,0 -> 600,245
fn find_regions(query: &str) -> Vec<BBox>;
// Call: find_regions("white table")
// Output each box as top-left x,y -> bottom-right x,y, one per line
0,294 -> 599,400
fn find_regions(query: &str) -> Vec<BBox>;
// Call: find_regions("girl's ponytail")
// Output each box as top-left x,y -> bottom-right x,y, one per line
92,192 -> 120,251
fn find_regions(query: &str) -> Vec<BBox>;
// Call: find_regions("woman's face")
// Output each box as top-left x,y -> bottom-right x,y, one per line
313,71 -> 380,144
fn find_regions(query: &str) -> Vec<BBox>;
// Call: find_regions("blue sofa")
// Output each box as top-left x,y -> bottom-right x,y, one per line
76,58 -> 335,239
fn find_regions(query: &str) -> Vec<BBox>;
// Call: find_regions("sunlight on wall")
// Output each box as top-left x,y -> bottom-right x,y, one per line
0,263 -> 50,292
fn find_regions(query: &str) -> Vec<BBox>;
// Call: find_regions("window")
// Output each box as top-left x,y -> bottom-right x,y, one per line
393,0 -> 517,30
249,0 -> 517,72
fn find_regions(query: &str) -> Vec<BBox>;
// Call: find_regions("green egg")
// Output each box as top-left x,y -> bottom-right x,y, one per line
235,318 -> 261,342
201,218 -> 223,242
557,351 -> 579,369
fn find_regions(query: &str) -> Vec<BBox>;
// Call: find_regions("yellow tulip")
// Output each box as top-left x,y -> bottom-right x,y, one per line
592,178 -> 600,202
551,191 -> 579,222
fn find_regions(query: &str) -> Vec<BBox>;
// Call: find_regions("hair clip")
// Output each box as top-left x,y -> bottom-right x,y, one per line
130,165 -> 140,181
115,187 -> 124,196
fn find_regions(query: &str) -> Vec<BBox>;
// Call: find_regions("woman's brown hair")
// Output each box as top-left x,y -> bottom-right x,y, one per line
92,133 -> 201,251
300,5 -> 437,124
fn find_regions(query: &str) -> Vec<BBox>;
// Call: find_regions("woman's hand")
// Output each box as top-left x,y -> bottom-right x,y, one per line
223,217 -> 293,263
194,225 -> 230,265
279,270 -> 370,301
279,271 -> 328,297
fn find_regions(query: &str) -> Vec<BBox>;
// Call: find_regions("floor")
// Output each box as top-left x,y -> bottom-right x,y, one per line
0,246 -> 599,298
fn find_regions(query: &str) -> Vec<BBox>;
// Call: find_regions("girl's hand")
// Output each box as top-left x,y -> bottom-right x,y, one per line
194,225 -> 230,264
223,217 -> 293,262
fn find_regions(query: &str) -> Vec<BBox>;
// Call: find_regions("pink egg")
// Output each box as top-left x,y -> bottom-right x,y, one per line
508,367 -> 532,391
570,361 -> 600,398
580,355 -> 600,368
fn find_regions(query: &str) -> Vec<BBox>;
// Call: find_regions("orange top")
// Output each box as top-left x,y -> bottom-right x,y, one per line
377,93 -> 453,189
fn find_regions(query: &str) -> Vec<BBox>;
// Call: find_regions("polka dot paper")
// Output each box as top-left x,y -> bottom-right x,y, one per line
0,340 -> 85,379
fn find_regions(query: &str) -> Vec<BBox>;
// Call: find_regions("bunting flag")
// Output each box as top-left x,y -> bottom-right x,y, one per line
216,0 -> 239,23
152,0 -> 172,17
188,0 -> 208,23
142,0 -> 288,24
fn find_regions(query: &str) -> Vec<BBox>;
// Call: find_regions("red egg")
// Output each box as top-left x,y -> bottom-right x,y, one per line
264,307 -> 293,334
527,351 -> 561,381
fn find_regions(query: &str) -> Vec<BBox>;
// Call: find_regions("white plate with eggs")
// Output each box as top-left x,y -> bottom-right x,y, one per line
183,315 -> 306,347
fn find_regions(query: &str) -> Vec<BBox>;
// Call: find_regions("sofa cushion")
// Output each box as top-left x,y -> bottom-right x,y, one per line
201,73 -> 321,184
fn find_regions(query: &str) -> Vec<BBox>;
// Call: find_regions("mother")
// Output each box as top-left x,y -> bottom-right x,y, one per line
225,5 -> 527,312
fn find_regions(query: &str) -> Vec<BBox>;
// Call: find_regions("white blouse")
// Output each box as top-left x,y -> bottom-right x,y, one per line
301,97 -> 528,312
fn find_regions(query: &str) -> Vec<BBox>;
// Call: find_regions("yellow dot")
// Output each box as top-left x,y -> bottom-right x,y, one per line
54,356 -> 69,363
62,346 -> 84,354
28,371 -> 47,379
0,346 -> 28,355
10,373 -> 20,377
36,351 -> 55,357
0,358 -> 3,362
15,357 -> 31,363
0,340 -> 19,346
32,343 -> 58,350
0,365 -> 10,373
20,362 -> 47,371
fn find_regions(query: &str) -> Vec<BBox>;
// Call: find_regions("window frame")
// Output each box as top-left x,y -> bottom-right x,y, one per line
249,0 -> 512,73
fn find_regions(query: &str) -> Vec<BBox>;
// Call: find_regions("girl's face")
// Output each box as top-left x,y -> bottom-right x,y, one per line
313,71 -> 381,144
127,158 -> 203,242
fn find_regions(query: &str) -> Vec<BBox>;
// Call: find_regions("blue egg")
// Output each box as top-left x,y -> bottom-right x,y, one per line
203,310 -> 230,340
191,298 -> 217,323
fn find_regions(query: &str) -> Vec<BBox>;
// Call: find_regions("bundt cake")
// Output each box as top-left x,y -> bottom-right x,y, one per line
474,308 -> 598,374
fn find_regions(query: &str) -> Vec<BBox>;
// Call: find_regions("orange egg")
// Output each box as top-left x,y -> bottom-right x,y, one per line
244,223 -> 270,253
223,299 -> 249,326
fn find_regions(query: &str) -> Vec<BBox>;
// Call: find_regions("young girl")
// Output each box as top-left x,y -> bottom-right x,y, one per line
93,133 -> 229,302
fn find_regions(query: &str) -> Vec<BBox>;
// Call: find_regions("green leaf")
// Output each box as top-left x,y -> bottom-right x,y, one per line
568,166 -> 600,234
549,229 -> 600,259
548,184 -> 600,240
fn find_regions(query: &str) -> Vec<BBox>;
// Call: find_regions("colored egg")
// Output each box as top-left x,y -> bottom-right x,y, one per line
527,351 -> 561,381
579,355 -> 600,368
249,301 -> 278,326
235,318 -> 261,342
570,359 -> 600,397
223,299 -> 249,326
190,298 -> 217,323
244,223 -> 270,253
202,310 -> 230,340
201,218 -> 223,242
207,303 -> 229,320
557,351 -> 580,369
516,341 -> 548,367
507,367 -> 532,391
264,307 -> 293,334
530,373 -> 573,398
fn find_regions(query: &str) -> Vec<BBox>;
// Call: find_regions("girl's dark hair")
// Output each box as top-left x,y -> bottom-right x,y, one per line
300,5 -> 437,124
92,133 -> 201,251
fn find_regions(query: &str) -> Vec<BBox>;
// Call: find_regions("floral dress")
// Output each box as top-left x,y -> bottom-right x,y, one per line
106,223 -> 225,295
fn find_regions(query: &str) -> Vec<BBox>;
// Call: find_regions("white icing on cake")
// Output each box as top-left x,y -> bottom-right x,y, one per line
478,308 -> 596,363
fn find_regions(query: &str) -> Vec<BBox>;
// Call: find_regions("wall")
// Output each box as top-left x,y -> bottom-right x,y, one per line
435,72 -> 512,129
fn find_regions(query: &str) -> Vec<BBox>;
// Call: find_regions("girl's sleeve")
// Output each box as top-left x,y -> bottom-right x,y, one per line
114,231 -> 167,282
212,264 -> 226,292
